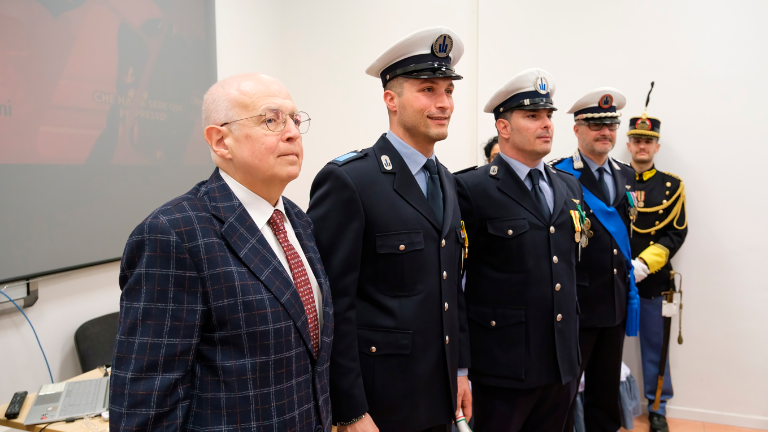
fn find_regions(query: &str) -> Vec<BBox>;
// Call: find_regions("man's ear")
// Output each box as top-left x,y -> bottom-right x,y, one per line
205,125 -> 232,160
383,90 -> 398,113
573,123 -> 580,138
496,117 -> 511,139
626,141 -> 631,152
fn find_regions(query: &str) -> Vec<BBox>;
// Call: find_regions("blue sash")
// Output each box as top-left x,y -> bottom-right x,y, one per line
556,157 -> 639,337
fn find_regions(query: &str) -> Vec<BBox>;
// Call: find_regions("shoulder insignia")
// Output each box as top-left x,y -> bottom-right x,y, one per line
572,149 -> 584,169
453,166 -> 478,175
662,171 -> 682,181
329,151 -> 365,166
553,166 -> 575,176
548,157 -> 567,167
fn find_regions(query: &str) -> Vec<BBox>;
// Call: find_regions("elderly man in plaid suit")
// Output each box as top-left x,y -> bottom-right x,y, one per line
110,74 -> 333,432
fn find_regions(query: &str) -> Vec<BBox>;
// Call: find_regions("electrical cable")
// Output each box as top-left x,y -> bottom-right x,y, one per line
0,289 -> 54,383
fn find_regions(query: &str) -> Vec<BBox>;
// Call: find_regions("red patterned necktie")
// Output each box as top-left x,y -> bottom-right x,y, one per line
268,209 -> 319,357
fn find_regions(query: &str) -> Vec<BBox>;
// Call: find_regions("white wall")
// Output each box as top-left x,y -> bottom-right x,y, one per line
477,0 -> 768,428
2,1 -> 766,429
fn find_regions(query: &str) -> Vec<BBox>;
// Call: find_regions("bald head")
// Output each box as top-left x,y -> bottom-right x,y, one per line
202,73 -> 290,129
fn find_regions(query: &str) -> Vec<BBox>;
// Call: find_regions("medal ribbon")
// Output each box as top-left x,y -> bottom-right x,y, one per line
554,156 -> 640,337
570,210 -> 581,232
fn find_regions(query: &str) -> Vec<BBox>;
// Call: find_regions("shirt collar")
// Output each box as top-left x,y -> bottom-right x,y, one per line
637,165 -> 657,182
581,151 -> 613,175
497,151 -> 548,185
386,130 -> 436,176
219,169 -> 285,230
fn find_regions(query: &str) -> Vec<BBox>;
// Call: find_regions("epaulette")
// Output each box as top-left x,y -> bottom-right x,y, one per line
453,166 -> 478,175
662,171 -> 683,181
329,150 -> 365,166
612,157 -> 632,168
552,166 -> 575,176
547,157 -> 567,167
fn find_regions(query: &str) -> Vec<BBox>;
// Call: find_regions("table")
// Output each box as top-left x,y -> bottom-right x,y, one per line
0,368 -> 108,431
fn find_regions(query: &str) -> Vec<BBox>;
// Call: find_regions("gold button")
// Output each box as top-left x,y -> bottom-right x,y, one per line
613,249 -> 617,255
443,271 -> 447,279
553,256 -> 558,263
666,182 -> 672,187
445,336 -> 449,344
651,230 -> 656,235
508,229 -> 513,235
655,221 -> 660,225
490,321 -> 496,327
614,269 -> 618,274
550,226 -> 555,233
399,245 -> 405,251
590,210 -> 593,213
445,302 -> 449,311
666,191 -> 670,196
441,239 -> 445,247
555,283 -> 561,291
650,241 -> 655,245
662,200 -> 667,204
370,347 -> 376,353
658,210 -> 664,214
557,314 -> 563,322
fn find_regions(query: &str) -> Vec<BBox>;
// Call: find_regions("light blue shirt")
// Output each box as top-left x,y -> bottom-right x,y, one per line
386,130 -> 440,200
498,152 -> 554,212
581,152 -> 616,204
387,130 -> 465,377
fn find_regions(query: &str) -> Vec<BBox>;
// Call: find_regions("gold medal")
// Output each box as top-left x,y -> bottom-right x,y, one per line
575,231 -> 581,242
583,218 -> 591,230
638,201 -> 644,208
586,229 -> 594,238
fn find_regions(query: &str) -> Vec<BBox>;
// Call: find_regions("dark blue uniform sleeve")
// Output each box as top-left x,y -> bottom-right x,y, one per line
455,177 -> 474,370
307,164 -> 368,423
110,217 -> 206,432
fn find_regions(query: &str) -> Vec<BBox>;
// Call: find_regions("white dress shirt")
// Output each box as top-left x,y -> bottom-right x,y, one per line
220,169 -> 323,332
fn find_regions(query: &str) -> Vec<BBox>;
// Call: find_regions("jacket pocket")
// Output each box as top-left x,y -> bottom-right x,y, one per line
467,304 -> 526,379
487,218 -> 529,239
357,328 -> 413,419
375,231 -> 425,296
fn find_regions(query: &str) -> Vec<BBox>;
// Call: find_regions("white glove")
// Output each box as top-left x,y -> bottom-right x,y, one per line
632,259 -> 650,283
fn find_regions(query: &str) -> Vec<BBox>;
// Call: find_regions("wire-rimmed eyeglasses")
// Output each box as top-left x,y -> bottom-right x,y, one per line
220,110 -> 311,134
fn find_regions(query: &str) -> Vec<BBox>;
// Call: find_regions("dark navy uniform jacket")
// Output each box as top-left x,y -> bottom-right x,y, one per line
455,157 -> 582,389
307,134 -> 469,432
630,167 -> 688,298
552,152 -> 637,328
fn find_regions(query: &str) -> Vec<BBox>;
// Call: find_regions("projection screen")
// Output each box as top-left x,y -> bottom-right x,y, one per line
0,0 -> 217,284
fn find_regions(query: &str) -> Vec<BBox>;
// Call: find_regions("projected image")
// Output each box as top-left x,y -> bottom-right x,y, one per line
0,0 -> 216,165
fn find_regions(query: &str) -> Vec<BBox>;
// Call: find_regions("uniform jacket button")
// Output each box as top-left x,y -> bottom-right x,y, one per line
507,229 -> 513,235
490,320 -> 496,326
557,314 -> 563,322
614,269 -> 618,274
445,336 -> 449,344
444,302 -> 449,311
555,283 -> 561,291
613,249 -> 617,255
550,226 -> 555,233
443,271 -> 447,279
370,347 -> 376,353
553,256 -> 558,263
441,239 -> 445,247
399,245 -> 405,251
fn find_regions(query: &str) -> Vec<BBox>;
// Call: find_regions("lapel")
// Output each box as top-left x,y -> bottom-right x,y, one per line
283,201 -> 333,362
206,169 -> 316,359
610,158 -> 628,208
492,157 -> 548,226
436,158 -> 456,237
546,164 -> 567,221
577,151 -> 611,205
373,134 -> 441,231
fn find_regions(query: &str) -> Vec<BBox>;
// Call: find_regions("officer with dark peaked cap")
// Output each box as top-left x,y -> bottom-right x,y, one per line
626,83 -> 688,432
307,27 -> 470,432
551,87 -> 640,432
454,68 -> 583,432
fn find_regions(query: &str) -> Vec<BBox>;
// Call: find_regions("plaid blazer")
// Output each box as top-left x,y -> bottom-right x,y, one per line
110,169 -> 333,432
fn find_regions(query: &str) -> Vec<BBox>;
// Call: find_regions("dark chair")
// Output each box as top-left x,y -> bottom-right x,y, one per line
74,312 -> 119,373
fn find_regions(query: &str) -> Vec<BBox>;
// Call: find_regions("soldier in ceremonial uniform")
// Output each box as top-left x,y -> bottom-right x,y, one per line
626,84 -> 688,432
455,68 -> 584,432
307,27 -> 471,432
551,88 -> 640,432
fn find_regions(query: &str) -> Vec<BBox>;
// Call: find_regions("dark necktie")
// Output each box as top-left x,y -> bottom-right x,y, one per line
596,167 -> 611,204
528,169 -> 551,221
424,159 -> 444,228
267,209 -> 319,357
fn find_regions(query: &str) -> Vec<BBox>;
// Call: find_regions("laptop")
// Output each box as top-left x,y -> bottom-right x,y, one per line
24,377 -> 109,425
